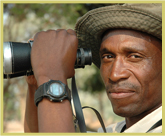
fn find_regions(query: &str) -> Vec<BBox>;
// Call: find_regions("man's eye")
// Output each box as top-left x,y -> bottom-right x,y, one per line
102,55 -> 113,59
128,54 -> 143,62
130,55 -> 141,58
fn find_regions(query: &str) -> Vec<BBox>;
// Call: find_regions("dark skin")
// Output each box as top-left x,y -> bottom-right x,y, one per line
24,29 -> 77,132
24,29 -> 162,132
100,29 -> 162,129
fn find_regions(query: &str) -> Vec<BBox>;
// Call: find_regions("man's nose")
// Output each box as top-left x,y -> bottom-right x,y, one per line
109,57 -> 130,83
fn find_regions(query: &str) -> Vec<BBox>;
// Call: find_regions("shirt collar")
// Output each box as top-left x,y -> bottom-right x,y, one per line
123,106 -> 162,133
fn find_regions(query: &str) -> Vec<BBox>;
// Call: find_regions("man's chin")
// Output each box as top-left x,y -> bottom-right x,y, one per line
112,105 -> 138,118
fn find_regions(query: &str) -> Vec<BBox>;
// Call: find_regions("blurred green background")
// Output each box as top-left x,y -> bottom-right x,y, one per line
3,3 -> 124,133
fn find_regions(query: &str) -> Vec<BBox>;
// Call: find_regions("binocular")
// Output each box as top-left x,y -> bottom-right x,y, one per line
3,41 -> 92,79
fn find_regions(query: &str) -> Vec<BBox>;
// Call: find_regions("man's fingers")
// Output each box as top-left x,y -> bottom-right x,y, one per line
56,29 -> 63,32
67,29 -> 76,35
56,29 -> 76,35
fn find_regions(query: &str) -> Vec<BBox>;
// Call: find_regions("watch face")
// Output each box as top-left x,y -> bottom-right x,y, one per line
49,82 -> 65,97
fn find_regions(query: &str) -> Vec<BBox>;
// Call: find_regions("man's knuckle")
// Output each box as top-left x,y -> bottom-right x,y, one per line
46,29 -> 55,33
72,35 -> 78,45
34,31 -> 46,39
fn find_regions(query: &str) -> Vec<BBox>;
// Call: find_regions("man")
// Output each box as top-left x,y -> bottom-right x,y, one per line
24,3 -> 162,133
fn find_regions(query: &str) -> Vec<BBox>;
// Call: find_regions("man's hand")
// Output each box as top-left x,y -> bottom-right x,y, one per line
31,29 -> 78,86
25,75 -> 38,89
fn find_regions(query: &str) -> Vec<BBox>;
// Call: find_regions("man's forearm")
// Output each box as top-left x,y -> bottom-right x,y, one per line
38,99 -> 75,132
24,85 -> 38,132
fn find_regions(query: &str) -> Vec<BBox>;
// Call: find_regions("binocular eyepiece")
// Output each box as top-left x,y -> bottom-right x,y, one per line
3,41 -> 92,79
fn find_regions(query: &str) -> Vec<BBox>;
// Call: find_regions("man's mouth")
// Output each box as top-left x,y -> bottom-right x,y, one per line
108,89 -> 135,99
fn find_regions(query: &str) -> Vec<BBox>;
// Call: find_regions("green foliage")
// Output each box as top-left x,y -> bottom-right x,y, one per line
4,4 -> 88,27
82,65 -> 105,94
3,79 -> 21,121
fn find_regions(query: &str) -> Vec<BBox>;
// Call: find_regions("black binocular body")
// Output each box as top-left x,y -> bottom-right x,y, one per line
3,41 -> 92,79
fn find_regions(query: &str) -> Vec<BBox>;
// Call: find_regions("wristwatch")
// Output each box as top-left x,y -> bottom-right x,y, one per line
34,80 -> 71,106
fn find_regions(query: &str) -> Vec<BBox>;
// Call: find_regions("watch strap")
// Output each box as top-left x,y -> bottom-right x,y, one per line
35,83 -> 47,106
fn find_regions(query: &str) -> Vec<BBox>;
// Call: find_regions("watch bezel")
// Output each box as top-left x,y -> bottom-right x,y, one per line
47,80 -> 67,99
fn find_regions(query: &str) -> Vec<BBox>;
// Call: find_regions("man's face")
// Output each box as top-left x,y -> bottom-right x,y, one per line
100,29 -> 162,118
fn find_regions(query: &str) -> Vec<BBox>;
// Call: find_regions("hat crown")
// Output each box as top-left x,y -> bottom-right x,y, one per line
123,3 -> 162,19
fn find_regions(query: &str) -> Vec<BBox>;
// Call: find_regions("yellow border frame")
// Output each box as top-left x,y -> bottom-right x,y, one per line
0,1 -> 164,136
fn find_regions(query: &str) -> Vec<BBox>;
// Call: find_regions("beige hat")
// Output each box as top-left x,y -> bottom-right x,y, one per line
75,3 -> 162,68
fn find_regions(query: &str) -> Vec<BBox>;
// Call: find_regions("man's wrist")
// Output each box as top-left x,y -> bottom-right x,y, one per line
35,79 -> 71,106
27,84 -> 38,93
37,76 -> 50,87
37,75 -> 67,87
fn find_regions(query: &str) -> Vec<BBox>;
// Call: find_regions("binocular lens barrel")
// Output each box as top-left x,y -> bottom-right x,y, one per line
3,41 -> 92,79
